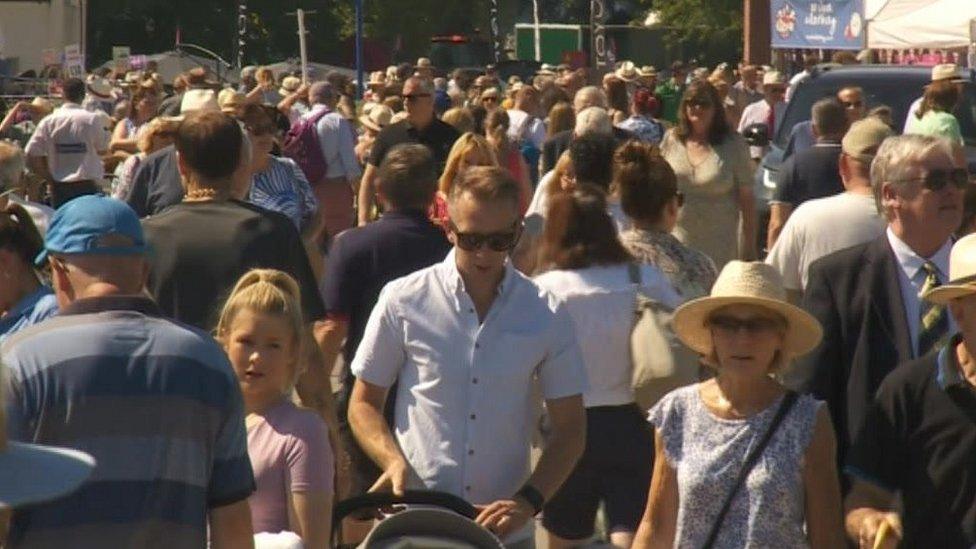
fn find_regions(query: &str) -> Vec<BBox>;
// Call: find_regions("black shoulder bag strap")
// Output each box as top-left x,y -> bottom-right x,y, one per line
701,391 -> 799,549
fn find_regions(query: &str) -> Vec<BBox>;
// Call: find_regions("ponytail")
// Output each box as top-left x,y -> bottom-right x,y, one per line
0,204 -> 44,267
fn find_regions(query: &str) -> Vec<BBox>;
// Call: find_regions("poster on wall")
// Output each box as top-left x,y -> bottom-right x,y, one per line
771,0 -> 865,50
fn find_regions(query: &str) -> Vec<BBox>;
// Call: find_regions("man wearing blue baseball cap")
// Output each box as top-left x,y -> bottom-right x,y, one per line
2,195 -> 255,548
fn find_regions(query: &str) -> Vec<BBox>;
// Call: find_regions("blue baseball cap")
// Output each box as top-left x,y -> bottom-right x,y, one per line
36,195 -> 146,266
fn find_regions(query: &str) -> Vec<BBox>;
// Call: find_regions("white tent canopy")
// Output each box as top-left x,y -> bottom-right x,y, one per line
865,0 -> 976,49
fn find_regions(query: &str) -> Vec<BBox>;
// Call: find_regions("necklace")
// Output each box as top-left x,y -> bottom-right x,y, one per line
183,188 -> 219,202
685,138 -> 712,176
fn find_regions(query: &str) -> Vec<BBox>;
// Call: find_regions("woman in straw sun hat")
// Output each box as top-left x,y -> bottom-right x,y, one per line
633,261 -> 845,548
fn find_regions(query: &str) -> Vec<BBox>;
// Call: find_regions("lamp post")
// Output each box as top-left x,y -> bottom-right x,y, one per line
356,0 -> 364,99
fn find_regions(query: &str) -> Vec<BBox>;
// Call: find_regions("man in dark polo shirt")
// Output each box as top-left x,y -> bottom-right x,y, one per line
766,98 -> 849,249
844,234 -> 976,549
321,143 -> 450,498
356,76 -> 459,226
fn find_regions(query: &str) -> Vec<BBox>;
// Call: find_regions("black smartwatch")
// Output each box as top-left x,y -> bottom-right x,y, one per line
515,484 -> 545,515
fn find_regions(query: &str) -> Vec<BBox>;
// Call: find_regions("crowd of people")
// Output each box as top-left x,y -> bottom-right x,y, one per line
0,51 -> 973,549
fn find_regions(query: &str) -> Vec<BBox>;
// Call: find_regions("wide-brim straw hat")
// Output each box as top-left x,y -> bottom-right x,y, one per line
924,234 -> 976,305
86,76 -> 113,99
278,76 -> 302,98
673,261 -> 823,357
615,60 -> 638,82
360,104 -> 393,132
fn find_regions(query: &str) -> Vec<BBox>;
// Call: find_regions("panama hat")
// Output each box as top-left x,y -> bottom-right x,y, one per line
615,60 -> 639,82
923,234 -> 976,305
360,104 -> 393,132
0,362 -> 95,509
217,88 -> 246,114
931,63 -> 964,83
762,70 -> 787,86
278,76 -> 302,98
179,88 -> 220,116
368,71 -> 386,88
638,65 -> 657,78
673,261 -> 823,357
85,76 -> 113,99
415,57 -> 435,70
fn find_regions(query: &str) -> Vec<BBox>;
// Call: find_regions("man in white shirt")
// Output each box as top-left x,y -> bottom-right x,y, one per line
738,70 -> 788,162
766,117 -> 893,301
349,166 -> 587,548
305,81 -> 361,244
25,78 -> 110,207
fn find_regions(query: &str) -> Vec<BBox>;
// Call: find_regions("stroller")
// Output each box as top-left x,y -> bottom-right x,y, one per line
332,490 -> 506,549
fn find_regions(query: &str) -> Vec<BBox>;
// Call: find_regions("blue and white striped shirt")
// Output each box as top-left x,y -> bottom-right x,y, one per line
249,156 -> 319,233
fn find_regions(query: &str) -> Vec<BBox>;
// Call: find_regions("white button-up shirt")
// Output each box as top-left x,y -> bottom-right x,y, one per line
306,104 -> 362,181
738,99 -> 786,160
25,103 -> 110,183
886,227 -> 954,357
351,250 -> 586,541
534,264 -> 680,407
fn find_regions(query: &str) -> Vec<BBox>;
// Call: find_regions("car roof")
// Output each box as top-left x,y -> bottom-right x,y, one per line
807,63 -> 976,83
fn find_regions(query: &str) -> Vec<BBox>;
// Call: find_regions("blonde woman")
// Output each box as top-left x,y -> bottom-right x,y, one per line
633,262 -> 844,548
431,132 -> 497,226
111,116 -> 180,201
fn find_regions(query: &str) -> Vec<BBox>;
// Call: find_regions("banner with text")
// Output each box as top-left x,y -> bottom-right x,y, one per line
770,0 -> 865,50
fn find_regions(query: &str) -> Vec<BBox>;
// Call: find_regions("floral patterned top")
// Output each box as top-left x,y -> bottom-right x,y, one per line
619,228 -> 718,301
648,385 -> 823,549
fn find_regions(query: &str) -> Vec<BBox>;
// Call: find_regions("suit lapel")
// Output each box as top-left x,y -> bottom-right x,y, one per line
868,236 -> 913,360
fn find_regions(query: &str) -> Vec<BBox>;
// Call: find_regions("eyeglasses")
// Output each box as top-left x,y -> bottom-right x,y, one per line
403,93 -> 431,101
448,222 -> 521,252
708,315 -> 783,336
892,168 -> 970,192
482,96 -> 499,103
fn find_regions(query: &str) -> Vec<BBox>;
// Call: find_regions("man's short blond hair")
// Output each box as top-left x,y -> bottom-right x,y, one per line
0,141 -> 26,190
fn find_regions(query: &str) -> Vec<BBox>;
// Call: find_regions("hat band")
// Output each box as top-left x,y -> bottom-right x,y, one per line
945,273 -> 976,286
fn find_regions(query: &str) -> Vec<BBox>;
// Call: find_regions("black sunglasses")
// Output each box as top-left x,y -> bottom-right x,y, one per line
449,222 -> 521,252
708,315 -> 783,335
893,168 -> 970,192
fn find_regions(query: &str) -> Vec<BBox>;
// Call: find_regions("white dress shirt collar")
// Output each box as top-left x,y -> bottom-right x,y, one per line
439,248 -> 515,307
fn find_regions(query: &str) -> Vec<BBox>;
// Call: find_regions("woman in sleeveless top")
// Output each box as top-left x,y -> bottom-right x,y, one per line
633,261 -> 845,548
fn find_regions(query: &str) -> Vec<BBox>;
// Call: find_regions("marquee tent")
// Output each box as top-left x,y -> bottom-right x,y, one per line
865,0 -> 976,49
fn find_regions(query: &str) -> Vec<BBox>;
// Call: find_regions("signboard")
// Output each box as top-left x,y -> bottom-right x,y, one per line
64,43 -> 84,77
770,0 -> 865,50
41,48 -> 57,66
591,0 -> 607,70
112,46 -> 130,61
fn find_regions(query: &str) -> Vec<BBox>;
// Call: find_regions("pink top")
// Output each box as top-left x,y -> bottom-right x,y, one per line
246,400 -> 334,534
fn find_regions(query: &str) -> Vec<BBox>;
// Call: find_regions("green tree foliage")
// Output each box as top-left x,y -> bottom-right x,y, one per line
649,0 -> 743,61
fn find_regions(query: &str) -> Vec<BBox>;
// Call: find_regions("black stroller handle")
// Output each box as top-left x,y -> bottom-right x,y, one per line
333,489 -> 478,526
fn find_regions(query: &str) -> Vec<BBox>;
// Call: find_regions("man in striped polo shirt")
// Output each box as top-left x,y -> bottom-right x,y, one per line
2,196 -> 255,548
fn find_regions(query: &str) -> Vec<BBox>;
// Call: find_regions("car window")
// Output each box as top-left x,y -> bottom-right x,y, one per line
776,73 -> 976,147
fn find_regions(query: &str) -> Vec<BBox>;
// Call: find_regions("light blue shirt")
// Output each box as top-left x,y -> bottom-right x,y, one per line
306,104 -> 362,181
351,250 -> 586,542
886,228 -> 954,357
0,285 -> 59,345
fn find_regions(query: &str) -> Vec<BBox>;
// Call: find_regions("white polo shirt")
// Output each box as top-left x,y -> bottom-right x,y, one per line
25,103 -> 110,183
352,250 -> 586,543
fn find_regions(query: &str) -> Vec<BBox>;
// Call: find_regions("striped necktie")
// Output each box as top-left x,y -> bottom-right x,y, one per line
918,261 -> 949,356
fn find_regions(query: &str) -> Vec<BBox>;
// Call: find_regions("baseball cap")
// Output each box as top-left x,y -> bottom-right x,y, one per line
36,195 -> 146,266
842,116 -> 895,164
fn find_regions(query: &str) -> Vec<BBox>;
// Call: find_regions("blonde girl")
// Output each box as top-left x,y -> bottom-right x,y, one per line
217,269 -> 334,549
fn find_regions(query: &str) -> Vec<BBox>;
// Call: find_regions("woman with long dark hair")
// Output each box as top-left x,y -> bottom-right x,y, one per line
660,80 -> 756,268
534,185 -> 680,548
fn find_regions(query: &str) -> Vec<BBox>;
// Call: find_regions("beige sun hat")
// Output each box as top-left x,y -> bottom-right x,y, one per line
179,88 -> 220,116
30,97 -> 54,115
639,65 -> 658,78
931,63 -> 964,83
217,88 -> 245,114
923,234 -> 976,305
615,60 -> 638,82
762,70 -> 786,86
673,261 -> 823,357
368,71 -> 386,88
85,75 -> 113,99
360,104 -> 393,132
415,57 -> 435,70
278,76 -> 302,98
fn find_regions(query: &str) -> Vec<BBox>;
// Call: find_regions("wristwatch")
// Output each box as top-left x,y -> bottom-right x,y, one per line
515,484 -> 545,516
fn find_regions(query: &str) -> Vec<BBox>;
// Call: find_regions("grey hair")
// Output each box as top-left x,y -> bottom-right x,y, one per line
871,134 -> 955,218
574,106 -> 612,137
573,86 -> 608,113
810,98 -> 847,137
0,141 -> 26,190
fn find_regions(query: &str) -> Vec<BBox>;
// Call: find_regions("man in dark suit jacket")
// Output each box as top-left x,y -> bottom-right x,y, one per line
540,85 -> 633,173
790,134 -> 964,469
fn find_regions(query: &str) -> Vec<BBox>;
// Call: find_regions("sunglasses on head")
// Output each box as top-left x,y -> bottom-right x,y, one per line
894,168 -> 970,192
448,222 -> 521,252
707,315 -> 783,335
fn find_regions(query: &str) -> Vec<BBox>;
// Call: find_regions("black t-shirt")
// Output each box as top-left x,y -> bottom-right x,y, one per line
368,119 -> 459,172
846,342 -> 976,548
142,200 -> 325,330
125,146 -> 185,218
773,143 -> 844,207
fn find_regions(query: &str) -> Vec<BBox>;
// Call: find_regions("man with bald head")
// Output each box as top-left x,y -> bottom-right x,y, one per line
305,81 -> 361,243
357,76 -> 459,225
541,86 -> 633,173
